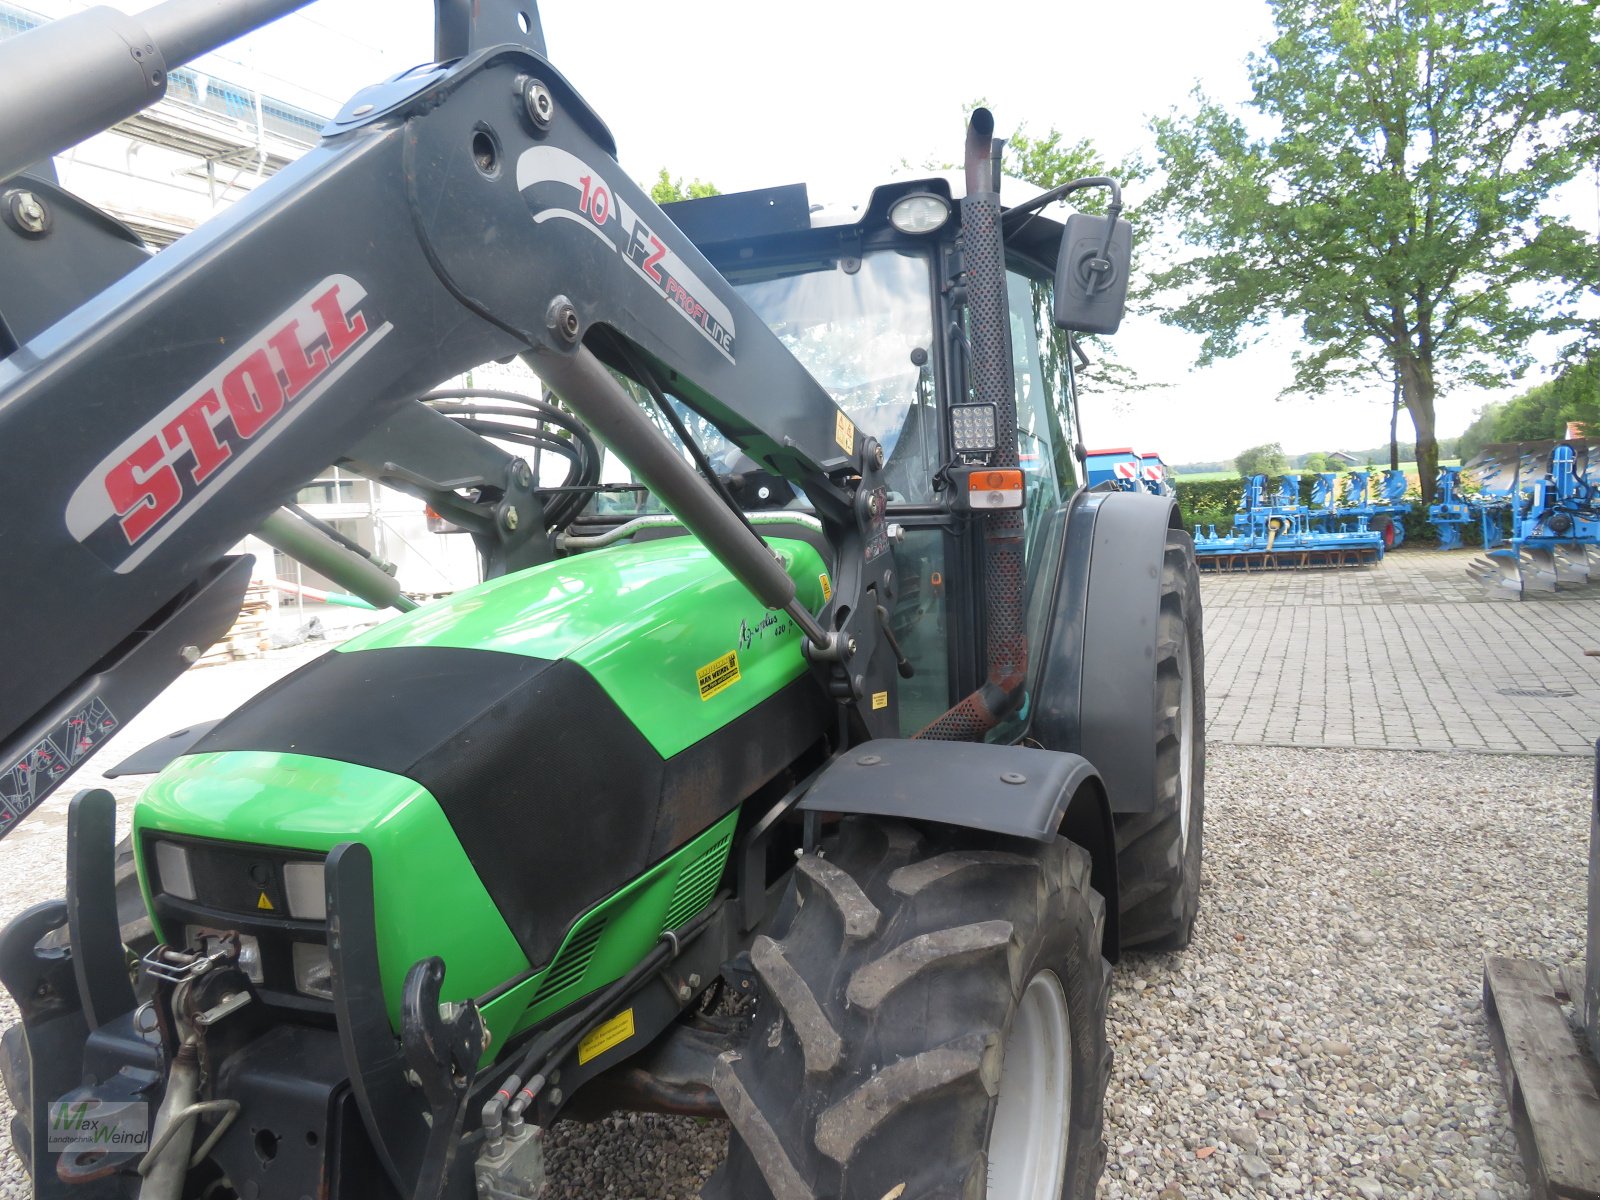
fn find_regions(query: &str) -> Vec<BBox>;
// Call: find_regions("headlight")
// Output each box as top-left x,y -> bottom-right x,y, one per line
292,942 -> 334,1000
154,841 -> 196,901
282,861 -> 327,921
889,192 -> 950,235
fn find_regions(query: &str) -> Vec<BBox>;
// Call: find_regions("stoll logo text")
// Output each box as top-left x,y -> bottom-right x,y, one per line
47,1098 -> 150,1153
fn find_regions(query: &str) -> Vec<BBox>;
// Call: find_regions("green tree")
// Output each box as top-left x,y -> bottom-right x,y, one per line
1302,451 -> 1329,472
1236,442 -> 1289,477
928,103 -> 1142,196
1142,0 -> 1599,502
649,168 -> 720,205
1494,380 -> 1569,442
1456,405 -> 1500,462
1492,356 -> 1600,441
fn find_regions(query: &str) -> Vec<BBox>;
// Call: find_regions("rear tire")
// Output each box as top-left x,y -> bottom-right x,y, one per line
1112,530 -> 1205,952
704,818 -> 1111,1200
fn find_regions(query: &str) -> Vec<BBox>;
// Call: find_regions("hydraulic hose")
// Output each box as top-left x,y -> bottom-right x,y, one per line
481,898 -> 725,1141
558,512 -> 823,551
422,389 -> 601,532
137,1042 -> 200,1200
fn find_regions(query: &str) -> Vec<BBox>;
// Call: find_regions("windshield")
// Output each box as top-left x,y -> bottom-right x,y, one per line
579,248 -> 938,518
733,249 -> 939,503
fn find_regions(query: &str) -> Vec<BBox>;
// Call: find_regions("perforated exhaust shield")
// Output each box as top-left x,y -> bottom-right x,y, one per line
917,187 -> 1028,741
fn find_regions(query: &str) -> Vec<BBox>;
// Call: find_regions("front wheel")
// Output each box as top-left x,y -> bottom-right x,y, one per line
704,818 -> 1111,1200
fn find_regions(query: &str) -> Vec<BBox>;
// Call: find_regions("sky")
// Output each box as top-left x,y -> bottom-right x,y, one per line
36,0 -> 1598,464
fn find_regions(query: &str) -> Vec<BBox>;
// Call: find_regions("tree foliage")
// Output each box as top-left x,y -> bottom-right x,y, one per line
648,169 -> 720,205
1457,355 -> 1600,459
1142,0 -> 1599,501
1235,441 -> 1290,477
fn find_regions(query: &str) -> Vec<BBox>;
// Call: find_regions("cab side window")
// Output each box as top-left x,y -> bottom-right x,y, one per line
1005,270 -> 1077,556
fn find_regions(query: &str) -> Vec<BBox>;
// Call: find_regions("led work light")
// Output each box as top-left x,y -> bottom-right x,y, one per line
949,403 -> 999,454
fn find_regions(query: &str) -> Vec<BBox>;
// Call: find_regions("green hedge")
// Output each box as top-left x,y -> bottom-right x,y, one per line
1177,478 -> 1247,532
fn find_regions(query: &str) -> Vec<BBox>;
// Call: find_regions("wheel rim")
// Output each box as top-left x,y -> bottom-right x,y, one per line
986,970 -> 1071,1200
1177,627 -> 1196,853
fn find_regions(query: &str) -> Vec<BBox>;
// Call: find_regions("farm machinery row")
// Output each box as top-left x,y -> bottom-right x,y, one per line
1170,436 -> 1600,592
1190,470 -> 1410,571
1430,438 -> 1600,598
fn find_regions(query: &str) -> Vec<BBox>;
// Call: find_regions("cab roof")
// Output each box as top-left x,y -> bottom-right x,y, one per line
662,175 -> 1068,268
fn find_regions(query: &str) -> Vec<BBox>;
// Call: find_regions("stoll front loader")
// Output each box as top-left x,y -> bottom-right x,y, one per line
0,3 -> 1205,1197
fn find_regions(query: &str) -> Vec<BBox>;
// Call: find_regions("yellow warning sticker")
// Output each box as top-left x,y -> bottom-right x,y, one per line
819,573 -> 832,601
835,411 -> 856,456
578,1008 -> 635,1065
696,650 -> 742,701
872,690 -> 889,711
256,891 -> 274,911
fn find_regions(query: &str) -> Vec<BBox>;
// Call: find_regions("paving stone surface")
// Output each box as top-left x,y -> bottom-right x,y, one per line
1202,548 -> 1600,755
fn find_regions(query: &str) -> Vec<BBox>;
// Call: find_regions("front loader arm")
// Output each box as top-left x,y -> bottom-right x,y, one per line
0,39 -> 899,835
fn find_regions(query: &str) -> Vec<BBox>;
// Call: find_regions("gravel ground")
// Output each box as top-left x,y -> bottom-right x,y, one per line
1095,745 -> 1585,1200
3,737 -> 1587,1198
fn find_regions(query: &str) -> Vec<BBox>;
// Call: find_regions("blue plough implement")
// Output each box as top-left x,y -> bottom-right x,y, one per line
1325,470 -> 1411,549
1461,439 -> 1600,598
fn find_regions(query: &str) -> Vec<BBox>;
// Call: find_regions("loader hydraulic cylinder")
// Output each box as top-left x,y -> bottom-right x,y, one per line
0,0 -> 312,185
258,509 -> 418,614
533,345 -> 834,652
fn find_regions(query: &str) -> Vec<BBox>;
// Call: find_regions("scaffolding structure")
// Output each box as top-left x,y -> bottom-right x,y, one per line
1,0 -> 323,243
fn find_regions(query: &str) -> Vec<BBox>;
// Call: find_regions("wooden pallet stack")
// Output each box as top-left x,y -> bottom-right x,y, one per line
196,581 -> 273,666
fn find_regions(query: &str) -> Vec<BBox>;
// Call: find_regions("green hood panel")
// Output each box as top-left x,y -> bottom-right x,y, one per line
135,751 -> 529,1040
338,535 -> 829,758
135,751 -> 741,1060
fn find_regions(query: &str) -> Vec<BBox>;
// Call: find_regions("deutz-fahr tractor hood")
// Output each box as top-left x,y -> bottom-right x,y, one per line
132,535 -> 832,1051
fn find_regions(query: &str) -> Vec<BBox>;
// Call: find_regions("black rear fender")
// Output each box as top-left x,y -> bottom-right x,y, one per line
1029,488 -> 1182,815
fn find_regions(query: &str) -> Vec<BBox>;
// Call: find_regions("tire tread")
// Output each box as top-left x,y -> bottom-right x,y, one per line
705,821 -> 1111,1200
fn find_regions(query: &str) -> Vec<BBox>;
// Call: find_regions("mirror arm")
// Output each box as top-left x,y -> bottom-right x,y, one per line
1086,195 -> 1125,293
1003,175 -> 1123,226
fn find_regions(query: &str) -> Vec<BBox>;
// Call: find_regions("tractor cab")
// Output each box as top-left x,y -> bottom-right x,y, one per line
570,176 -> 1092,733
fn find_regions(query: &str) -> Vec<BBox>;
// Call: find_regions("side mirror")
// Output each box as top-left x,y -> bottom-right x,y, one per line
1053,213 -> 1132,335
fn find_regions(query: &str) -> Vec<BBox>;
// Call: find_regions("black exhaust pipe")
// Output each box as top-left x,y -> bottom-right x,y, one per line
918,108 -> 1029,741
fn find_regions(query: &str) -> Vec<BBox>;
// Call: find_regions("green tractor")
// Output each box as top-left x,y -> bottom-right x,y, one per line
0,3 -> 1203,1197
